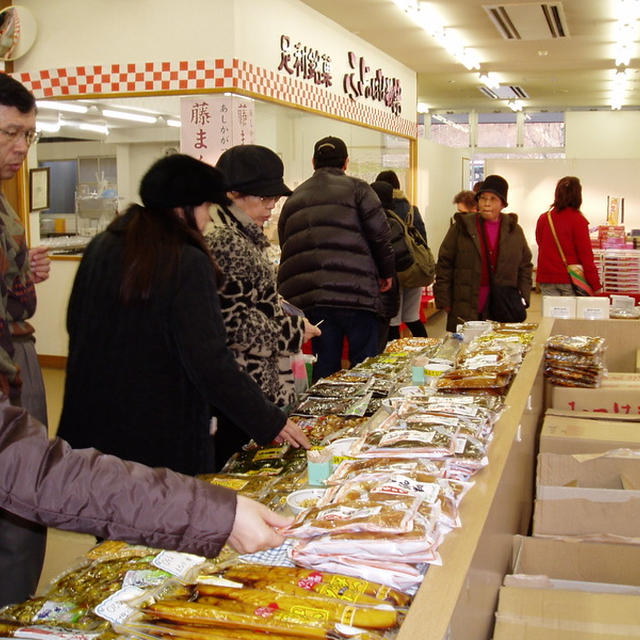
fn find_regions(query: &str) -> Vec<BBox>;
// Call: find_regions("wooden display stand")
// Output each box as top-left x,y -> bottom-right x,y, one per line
396,319 -> 552,640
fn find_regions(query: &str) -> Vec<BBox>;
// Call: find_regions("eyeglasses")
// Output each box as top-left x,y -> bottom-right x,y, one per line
0,127 -> 40,146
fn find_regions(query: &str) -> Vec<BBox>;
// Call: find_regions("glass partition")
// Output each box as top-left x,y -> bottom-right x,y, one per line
34,93 -> 411,247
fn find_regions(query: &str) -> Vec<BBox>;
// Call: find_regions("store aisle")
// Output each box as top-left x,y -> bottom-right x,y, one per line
34,293 -> 541,594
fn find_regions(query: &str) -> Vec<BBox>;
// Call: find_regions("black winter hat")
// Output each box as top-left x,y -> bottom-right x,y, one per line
313,136 -> 348,163
139,154 -> 229,209
215,144 -> 292,197
370,180 -> 394,210
475,174 -> 508,207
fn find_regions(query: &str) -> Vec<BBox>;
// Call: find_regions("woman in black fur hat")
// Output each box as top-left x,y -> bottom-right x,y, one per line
58,154 -> 309,477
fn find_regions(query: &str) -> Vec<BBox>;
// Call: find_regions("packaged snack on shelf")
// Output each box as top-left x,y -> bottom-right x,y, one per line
217,563 -> 411,608
283,497 -> 420,538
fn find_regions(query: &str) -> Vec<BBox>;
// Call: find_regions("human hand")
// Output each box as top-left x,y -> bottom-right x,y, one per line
227,495 -> 293,554
302,318 -> 322,343
274,419 -> 311,449
379,277 -> 393,292
29,246 -> 51,283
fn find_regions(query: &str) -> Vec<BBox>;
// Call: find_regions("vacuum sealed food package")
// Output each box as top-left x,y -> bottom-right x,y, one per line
283,497 -> 420,539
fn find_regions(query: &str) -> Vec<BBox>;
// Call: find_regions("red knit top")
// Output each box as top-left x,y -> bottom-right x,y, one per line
535,206 -> 601,291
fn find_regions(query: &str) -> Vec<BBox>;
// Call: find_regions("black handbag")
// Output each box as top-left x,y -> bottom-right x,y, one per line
481,220 -> 527,323
488,285 -> 527,323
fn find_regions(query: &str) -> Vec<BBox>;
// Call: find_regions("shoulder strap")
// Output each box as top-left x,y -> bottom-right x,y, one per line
546,209 -> 568,266
387,208 -> 408,230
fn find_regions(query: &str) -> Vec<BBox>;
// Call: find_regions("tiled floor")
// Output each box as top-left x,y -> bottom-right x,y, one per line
36,292 -> 542,593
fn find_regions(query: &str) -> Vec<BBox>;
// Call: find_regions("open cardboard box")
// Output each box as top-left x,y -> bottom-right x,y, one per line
533,452 -> 640,541
493,585 -> 640,639
545,319 -> 640,414
493,536 -> 640,639
540,412 -> 640,454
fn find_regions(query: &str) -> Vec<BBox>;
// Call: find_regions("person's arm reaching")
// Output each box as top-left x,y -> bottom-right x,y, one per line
0,398 -> 288,558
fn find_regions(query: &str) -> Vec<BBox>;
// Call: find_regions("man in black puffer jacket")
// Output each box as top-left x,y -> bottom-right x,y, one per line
277,136 -> 395,381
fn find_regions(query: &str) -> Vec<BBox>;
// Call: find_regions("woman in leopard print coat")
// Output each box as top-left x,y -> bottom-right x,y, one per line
205,145 -> 319,469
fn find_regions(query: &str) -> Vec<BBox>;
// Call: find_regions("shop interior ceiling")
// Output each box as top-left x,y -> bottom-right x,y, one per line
298,0 -> 638,112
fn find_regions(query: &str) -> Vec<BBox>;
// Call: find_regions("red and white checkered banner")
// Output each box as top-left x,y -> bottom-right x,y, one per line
15,58 -> 416,138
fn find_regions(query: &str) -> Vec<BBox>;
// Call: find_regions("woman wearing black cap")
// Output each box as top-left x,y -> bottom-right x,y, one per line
434,174 -> 533,331
57,154 -> 309,477
204,145 -> 320,469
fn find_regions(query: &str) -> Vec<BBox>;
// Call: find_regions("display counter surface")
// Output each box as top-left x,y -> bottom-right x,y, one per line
396,319 -> 552,640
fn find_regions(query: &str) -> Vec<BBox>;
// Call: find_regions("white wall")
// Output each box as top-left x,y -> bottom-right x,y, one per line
417,138 -> 465,254
565,111 -> 640,159
17,0 -> 234,69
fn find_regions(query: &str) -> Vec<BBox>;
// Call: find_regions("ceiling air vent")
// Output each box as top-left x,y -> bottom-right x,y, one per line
479,85 -> 530,99
483,3 -> 569,40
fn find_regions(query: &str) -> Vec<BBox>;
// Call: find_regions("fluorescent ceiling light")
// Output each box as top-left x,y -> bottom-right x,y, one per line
78,122 -> 109,135
507,99 -> 524,112
610,68 -> 629,109
101,109 -> 157,124
392,1 -> 480,71
36,120 -> 61,133
416,102 -> 430,113
166,119 -> 181,127
479,72 -> 500,90
37,100 -> 88,114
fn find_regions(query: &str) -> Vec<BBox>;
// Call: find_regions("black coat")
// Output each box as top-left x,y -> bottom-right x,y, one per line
57,218 -> 286,476
277,167 -> 395,313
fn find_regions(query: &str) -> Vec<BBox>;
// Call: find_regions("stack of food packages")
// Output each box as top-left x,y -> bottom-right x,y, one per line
0,326 -> 538,640
544,334 -> 607,387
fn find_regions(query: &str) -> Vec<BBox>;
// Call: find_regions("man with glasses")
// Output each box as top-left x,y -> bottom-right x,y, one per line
0,73 -> 50,606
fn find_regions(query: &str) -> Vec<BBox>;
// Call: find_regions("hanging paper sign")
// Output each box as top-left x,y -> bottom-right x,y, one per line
180,95 -> 255,165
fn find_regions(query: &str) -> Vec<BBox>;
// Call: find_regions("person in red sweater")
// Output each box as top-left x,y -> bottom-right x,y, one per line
535,176 -> 601,296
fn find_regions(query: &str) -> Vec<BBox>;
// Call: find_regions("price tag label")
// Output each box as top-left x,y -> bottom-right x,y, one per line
152,550 -> 205,578
94,586 -> 144,624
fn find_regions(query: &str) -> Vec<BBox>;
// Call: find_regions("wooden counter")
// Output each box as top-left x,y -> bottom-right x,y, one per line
396,318 -> 553,640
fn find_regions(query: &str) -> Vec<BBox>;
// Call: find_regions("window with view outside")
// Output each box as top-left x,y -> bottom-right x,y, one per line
523,112 -> 565,147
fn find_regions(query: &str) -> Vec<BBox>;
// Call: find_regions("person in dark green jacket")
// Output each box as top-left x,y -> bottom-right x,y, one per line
434,175 -> 532,332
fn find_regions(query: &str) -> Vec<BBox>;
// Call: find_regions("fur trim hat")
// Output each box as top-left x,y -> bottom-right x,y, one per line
216,144 -> 292,197
139,154 -> 228,209
313,136 -> 348,163
475,174 -> 508,207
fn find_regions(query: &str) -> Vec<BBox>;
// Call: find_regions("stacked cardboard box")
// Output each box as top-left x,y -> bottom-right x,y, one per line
494,536 -> 640,639
545,318 -> 640,414
494,409 -> 640,638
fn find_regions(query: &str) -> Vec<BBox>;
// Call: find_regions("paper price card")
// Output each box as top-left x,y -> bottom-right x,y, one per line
152,550 -> 205,578
94,586 -> 144,625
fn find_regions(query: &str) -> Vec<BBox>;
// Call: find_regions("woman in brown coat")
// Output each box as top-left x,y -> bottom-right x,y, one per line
434,175 -> 533,332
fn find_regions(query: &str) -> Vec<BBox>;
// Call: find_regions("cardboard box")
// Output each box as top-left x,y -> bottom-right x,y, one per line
493,585 -> 640,639
575,296 -> 610,319
540,413 -> 640,454
511,535 -> 640,586
549,382 -> 640,414
545,408 -> 640,423
550,319 -> 640,371
533,452 -> 640,541
543,295 -> 576,319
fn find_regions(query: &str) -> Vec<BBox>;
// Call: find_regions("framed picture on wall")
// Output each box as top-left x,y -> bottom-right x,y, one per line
29,167 -> 50,211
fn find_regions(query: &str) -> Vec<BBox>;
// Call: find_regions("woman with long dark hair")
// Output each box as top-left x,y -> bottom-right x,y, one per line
58,154 -> 308,476
535,176 -> 601,296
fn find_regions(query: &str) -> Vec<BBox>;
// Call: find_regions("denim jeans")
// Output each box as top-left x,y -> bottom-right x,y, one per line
306,307 -> 379,382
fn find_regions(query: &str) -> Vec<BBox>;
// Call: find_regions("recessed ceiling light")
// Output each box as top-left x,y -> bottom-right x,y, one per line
537,50 -> 549,56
